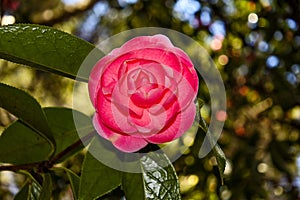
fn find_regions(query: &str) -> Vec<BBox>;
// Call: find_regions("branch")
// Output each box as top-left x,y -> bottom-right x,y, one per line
49,130 -> 96,164
0,162 -> 39,172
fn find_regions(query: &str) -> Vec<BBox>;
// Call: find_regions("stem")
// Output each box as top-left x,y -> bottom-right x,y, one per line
0,162 -> 39,172
49,130 -> 96,164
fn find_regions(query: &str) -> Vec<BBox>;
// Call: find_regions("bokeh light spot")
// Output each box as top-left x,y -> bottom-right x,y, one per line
246,31 -> 259,46
211,37 -> 223,51
257,163 -> 268,173
216,110 -> 227,121
184,156 -> 195,166
188,175 -> 199,185
118,0 -> 138,7
248,13 -> 258,24
1,15 -> 16,26
274,31 -> 283,41
285,72 -> 298,85
238,86 -> 249,96
266,55 -> 280,68
232,38 -> 242,49
173,0 -> 201,21
221,187 -> 232,200
200,9 -> 211,26
274,186 -> 284,196
288,106 -> 300,121
260,0 -> 271,8
237,65 -> 249,76
291,64 -> 300,74
286,18 -> 298,31
209,20 -> 226,37
183,134 -> 195,147
62,0 -> 86,6
258,41 -> 269,52
218,55 -> 229,65
42,9 -> 54,21
235,127 -> 246,136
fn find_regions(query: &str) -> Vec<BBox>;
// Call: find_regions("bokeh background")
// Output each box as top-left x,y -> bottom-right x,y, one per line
0,0 -> 300,199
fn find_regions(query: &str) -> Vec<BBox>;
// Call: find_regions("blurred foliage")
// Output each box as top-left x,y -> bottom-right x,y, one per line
0,0 -> 300,199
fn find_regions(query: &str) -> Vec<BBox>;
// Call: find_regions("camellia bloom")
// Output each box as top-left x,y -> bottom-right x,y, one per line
88,34 -> 198,153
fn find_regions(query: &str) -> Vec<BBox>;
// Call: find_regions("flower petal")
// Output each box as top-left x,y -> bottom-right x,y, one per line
88,54 -> 114,106
110,34 -> 175,56
113,136 -> 148,153
145,102 -> 196,143
96,93 -> 137,134
93,114 -> 148,152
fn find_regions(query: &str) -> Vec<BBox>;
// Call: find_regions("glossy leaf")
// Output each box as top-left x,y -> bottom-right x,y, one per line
0,83 -> 54,146
212,144 -> 226,185
0,107 -> 93,164
122,172 -> 145,200
14,181 -> 42,200
14,173 -> 42,200
14,182 -> 30,200
44,107 -> 94,161
141,152 -> 181,200
197,103 -> 226,184
79,139 -> 122,200
0,121 -> 53,164
29,181 -> 42,200
0,24 -> 98,81
39,173 -> 52,200
65,168 -> 80,200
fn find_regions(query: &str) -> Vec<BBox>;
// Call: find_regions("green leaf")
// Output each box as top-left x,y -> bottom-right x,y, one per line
0,121 -> 53,164
15,173 -> 42,200
122,172 -> 145,200
79,138 -> 122,200
39,173 -> 52,200
0,24 -> 98,81
197,102 -> 226,185
50,167 -> 80,199
14,182 -> 30,200
0,83 -> 54,146
44,107 -> 94,161
0,107 -> 93,165
64,168 -> 80,200
29,181 -> 42,200
212,144 -> 226,185
140,152 -> 181,200
53,167 -> 80,200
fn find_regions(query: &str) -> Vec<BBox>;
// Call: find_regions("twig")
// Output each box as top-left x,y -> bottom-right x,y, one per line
49,130 -> 96,164
0,162 -> 39,172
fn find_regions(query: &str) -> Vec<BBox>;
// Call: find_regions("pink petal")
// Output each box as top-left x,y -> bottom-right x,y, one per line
106,49 -> 183,83
128,105 -> 167,137
130,48 -> 183,75
173,47 -> 199,92
93,114 -> 114,140
175,71 -> 198,110
146,102 -> 196,144
110,34 -> 174,56
93,114 -> 148,153
88,54 -> 115,106
96,93 -> 137,134
112,135 -> 148,153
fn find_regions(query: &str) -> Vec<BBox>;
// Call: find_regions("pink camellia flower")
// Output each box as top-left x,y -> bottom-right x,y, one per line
88,34 -> 198,153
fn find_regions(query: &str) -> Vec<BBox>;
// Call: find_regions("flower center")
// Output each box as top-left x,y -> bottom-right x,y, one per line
127,68 -> 164,107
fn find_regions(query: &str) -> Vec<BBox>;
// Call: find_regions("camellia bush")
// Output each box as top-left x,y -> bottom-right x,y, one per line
0,24 -> 225,199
